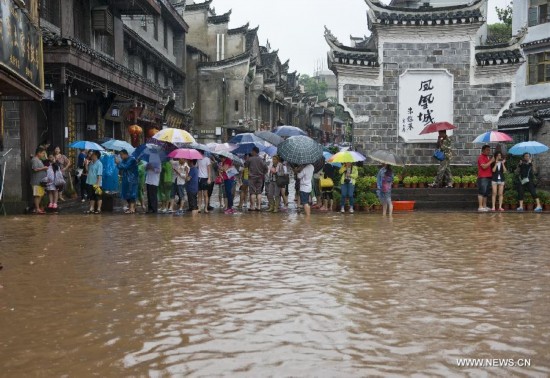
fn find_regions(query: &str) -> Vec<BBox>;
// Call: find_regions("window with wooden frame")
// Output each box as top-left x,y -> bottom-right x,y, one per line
528,0 -> 550,26
527,51 -> 550,84
40,0 -> 60,27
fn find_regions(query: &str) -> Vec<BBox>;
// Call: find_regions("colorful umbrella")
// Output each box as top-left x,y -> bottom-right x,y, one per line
153,128 -> 196,144
419,121 -> 457,135
473,131 -> 513,143
369,150 -> 404,166
167,149 -> 204,160
328,150 -> 367,163
101,139 -> 135,153
69,141 -> 105,151
278,135 -> 323,165
229,133 -> 266,145
254,131 -> 284,146
508,141 -> 549,156
322,151 -> 342,167
273,125 -> 307,137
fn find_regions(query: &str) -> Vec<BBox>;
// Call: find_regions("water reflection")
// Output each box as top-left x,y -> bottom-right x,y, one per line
1,213 -> 549,376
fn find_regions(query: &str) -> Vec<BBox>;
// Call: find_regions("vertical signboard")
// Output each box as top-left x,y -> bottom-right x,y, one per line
0,0 -> 44,93
398,69 -> 453,143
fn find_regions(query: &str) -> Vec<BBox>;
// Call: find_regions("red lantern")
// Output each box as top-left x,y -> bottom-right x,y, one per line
128,124 -> 143,147
147,128 -> 160,138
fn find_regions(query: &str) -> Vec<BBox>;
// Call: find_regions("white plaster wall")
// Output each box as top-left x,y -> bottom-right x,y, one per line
513,1 -> 550,102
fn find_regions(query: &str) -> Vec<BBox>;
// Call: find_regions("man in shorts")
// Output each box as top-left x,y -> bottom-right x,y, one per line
30,147 -> 48,214
477,144 -> 495,212
246,147 -> 268,211
296,163 -> 314,216
197,155 -> 212,213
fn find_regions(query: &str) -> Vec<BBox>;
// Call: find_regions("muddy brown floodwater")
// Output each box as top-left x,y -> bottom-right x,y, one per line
1,212 -> 550,377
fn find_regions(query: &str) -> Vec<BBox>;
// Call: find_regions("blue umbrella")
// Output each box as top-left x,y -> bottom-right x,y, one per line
323,151 -> 342,167
101,139 -> 135,153
131,143 -> 168,162
508,141 -> 549,156
264,146 -> 278,157
69,140 -> 104,151
273,125 -> 307,137
231,142 -> 268,155
229,132 -> 266,145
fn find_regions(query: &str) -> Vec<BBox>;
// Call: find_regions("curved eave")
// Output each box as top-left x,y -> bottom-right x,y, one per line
324,29 -> 377,56
185,0 -> 213,12
197,52 -> 250,69
364,0 -> 484,14
208,10 -> 231,25
228,22 -> 250,35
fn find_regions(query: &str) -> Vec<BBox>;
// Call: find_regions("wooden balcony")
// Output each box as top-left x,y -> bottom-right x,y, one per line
111,0 -> 161,16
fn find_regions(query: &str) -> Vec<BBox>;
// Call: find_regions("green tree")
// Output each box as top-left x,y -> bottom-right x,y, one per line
487,22 -> 512,44
299,74 -> 328,99
495,1 -> 513,26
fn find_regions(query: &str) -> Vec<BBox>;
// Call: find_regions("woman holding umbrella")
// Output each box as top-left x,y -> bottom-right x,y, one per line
339,162 -> 359,213
428,130 -> 453,188
516,153 -> 543,212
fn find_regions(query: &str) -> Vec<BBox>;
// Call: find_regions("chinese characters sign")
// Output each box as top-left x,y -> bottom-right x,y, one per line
0,0 -> 44,93
398,70 -> 453,143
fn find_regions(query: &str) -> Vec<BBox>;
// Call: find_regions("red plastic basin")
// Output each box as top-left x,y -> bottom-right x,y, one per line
392,201 -> 415,211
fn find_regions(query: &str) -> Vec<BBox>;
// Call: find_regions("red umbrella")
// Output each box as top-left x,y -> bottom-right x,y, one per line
419,122 -> 457,135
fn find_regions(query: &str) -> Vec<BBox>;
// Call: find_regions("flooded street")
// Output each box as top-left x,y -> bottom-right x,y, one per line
1,212 -> 550,377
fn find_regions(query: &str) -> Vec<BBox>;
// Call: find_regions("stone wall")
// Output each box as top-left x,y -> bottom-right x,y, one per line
344,41 -> 512,165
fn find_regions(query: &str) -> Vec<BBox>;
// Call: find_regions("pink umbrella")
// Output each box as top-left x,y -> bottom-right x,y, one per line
167,149 -> 204,160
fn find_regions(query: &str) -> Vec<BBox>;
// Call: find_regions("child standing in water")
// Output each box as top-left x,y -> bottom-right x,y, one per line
377,164 -> 394,216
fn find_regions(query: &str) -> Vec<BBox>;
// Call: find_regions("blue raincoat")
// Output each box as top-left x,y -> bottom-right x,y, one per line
117,156 -> 139,201
100,154 -> 119,191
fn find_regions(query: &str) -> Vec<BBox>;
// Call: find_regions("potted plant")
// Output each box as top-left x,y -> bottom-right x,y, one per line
464,175 -> 476,188
365,192 -> 379,212
403,176 -> 413,188
332,190 -> 341,211
503,189 -> 518,210
524,193 -> 535,211
538,190 -> 550,211
356,192 -> 369,211
367,176 -> 378,189
393,175 -> 400,188
453,176 -> 462,188
416,176 -> 426,188
411,176 -> 420,188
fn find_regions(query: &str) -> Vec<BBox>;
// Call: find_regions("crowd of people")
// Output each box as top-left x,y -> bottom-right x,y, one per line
29,139 -> 545,216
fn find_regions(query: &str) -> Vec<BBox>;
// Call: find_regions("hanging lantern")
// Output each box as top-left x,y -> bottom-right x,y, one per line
147,127 -> 160,138
128,124 -> 143,147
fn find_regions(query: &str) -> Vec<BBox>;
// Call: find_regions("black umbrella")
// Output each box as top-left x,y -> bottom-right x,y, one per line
278,136 -> 323,165
254,131 -> 284,146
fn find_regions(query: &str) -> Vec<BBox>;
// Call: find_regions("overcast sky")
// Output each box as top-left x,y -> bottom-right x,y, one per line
212,0 -> 511,76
